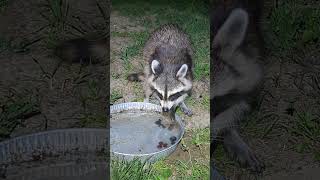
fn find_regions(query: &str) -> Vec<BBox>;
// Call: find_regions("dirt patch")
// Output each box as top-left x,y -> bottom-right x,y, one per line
110,11 -> 145,33
184,81 -> 210,129
0,0 -> 108,140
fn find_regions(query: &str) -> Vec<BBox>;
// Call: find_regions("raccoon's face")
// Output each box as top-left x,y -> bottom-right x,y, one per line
149,60 -> 192,112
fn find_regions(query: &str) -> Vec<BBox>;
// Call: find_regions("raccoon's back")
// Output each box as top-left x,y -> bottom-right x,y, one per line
143,24 -> 193,63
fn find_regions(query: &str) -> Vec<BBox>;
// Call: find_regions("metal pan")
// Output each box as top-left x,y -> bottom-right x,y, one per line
110,102 -> 185,162
0,128 -> 108,179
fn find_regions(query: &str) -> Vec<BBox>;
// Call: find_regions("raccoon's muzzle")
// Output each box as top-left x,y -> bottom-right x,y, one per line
162,107 -> 169,112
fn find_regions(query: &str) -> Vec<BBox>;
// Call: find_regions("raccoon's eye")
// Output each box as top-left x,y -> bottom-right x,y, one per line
169,92 -> 183,101
155,90 -> 163,100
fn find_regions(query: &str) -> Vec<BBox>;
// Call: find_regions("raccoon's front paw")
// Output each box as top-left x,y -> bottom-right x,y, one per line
182,108 -> 193,116
225,142 -> 265,174
223,130 -> 265,174
236,148 -> 264,173
180,102 -> 193,116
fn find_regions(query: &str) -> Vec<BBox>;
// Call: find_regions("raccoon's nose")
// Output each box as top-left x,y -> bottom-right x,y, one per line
162,107 -> 169,112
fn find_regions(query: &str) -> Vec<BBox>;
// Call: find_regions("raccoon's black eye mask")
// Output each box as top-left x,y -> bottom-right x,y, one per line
169,91 -> 184,101
169,90 -> 191,101
155,90 -> 183,101
151,87 -> 163,100
155,90 -> 163,100
151,85 -> 190,101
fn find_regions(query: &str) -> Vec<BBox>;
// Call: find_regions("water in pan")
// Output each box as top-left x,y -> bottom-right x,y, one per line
110,112 -> 182,154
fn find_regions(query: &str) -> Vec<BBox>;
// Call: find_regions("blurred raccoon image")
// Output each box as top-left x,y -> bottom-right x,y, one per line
54,35 -> 108,65
210,0 -> 265,173
128,24 -> 194,119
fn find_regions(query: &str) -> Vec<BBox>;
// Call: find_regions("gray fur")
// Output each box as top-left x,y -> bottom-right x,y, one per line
211,7 -> 265,173
130,24 -> 194,115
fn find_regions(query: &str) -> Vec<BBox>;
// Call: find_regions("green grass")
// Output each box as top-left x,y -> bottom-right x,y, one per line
266,0 -> 320,56
111,156 -> 209,180
213,145 -> 237,175
110,91 -> 123,104
45,28 -> 61,49
39,0 -> 70,49
87,80 -> 101,101
174,160 -> 209,179
286,112 -> 320,156
0,36 -> 31,53
0,91 -> 40,141
187,94 -> 210,110
77,79 -> 107,128
96,0 -> 109,28
111,158 -> 171,180
78,113 -> 107,127
111,128 -> 210,179
0,36 -> 11,53
112,0 -> 209,80
191,128 -> 210,147
43,0 -> 70,29
0,0 -> 8,12
118,31 -> 149,75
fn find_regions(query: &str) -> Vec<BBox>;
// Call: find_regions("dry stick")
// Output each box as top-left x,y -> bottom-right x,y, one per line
20,37 -> 44,49
50,59 -> 64,89
96,0 -> 109,28
61,78 -> 70,92
5,110 -> 41,134
280,123 -> 316,142
28,24 -> 50,35
43,114 -> 48,130
52,59 -> 63,77
31,57 -> 51,79
12,111 -> 41,121
261,116 -> 279,139
32,56 -> 63,90
66,22 -> 87,35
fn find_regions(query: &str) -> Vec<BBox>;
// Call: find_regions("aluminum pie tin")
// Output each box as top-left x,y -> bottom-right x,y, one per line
0,128 -> 108,179
110,102 -> 185,162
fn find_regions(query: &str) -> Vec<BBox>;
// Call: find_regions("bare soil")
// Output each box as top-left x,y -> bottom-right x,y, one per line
0,0 -> 108,139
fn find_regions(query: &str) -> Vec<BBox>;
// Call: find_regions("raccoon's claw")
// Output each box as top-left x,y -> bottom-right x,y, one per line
246,151 -> 265,174
182,108 -> 193,116
223,129 -> 265,174
179,102 -> 193,116
225,142 -> 265,174
234,146 -> 264,173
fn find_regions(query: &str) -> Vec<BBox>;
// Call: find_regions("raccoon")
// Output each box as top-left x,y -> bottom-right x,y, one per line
210,0 -> 265,173
54,36 -> 108,65
128,24 -> 194,117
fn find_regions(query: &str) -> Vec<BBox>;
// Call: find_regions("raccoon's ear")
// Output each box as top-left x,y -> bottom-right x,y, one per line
176,64 -> 188,79
213,8 -> 248,52
151,60 -> 162,75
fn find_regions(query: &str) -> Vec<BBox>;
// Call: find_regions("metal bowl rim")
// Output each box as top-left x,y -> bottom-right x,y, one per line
110,102 -> 185,157
0,128 -> 108,145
